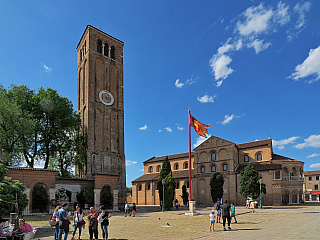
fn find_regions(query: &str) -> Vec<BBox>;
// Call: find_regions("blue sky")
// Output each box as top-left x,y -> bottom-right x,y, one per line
1,1 -> 320,187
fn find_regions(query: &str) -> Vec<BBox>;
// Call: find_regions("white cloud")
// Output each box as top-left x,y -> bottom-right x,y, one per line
126,160 -> 137,166
139,124 -> 148,130
165,127 -> 173,132
209,54 -> 234,82
193,134 -> 212,148
175,76 -> 197,88
310,163 -> 320,169
236,3 -> 274,36
197,94 -> 217,103
208,1 -> 306,85
175,79 -> 184,88
186,76 -> 197,85
272,136 -> 300,150
219,114 -> 243,125
289,45 -> 320,83
307,153 -> 320,159
139,169 -> 144,172
295,135 -> 320,150
43,64 -> 52,73
175,123 -> 184,131
159,130 -> 162,132
221,115 -> 234,125
247,39 -> 271,54
294,2 -> 311,30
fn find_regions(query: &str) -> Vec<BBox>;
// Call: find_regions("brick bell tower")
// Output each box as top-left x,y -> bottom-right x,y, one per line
76,25 -> 126,207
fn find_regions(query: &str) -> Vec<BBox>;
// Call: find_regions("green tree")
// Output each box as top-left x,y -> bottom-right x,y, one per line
181,185 -> 189,205
0,164 -> 28,215
210,172 -> 225,204
77,185 -> 94,208
240,163 -> 266,199
0,85 -> 35,166
32,183 -> 49,212
157,156 -> 172,205
100,186 -> 113,209
163,172 -> 175,210
0,84 -> 86,176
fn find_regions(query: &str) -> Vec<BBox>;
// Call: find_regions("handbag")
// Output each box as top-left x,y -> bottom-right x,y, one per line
76,220 -> 85,227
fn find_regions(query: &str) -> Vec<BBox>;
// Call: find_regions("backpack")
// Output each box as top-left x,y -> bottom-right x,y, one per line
49,215 -> 57,227
214,204 -> 218,210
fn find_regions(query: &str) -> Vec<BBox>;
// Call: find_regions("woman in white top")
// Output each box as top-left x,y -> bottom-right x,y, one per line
71,204 -> 87,240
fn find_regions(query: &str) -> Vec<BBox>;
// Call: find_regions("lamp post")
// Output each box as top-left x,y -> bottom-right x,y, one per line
162,179 -> 165,212
259,179 -> 262,209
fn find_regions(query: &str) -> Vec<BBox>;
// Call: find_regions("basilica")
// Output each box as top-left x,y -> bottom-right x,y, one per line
132,136 -> 304,206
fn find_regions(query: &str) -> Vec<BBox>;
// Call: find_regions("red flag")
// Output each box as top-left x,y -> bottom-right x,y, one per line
189,114 -> 211,137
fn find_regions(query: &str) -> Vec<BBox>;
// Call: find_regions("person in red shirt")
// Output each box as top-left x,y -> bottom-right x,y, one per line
19,219 -> 33,233
87,207 -> 98,240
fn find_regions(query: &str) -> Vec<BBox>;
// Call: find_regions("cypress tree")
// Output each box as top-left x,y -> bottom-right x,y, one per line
157,156 -> 172,206
210,172 -> 224,204
240,163 -> 266,199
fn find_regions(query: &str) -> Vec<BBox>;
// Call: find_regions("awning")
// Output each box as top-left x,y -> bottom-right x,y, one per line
311,192 -> 320,195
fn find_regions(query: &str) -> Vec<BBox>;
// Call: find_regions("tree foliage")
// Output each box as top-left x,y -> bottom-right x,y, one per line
157,156 -> 172,204
100,185 -> 113,209
0,164 -> 28,216
163,172 -> 175,210
210,172 -> 225,204
181,185 -> 189,205
239,163 -> 266,199
32,184 -> 49,212
0,84 -> 86,176
77,185 -> 94,208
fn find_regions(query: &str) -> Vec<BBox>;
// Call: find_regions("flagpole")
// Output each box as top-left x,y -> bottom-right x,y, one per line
188,109 -> 192,201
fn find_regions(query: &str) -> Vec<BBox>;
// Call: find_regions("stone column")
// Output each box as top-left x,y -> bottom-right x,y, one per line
24,188 -> 31,215
49,188 -> 56,214
113,190 -> 119,211
102,44 -> 105,55
94,189 -> 101,210
185,201 -> 200,216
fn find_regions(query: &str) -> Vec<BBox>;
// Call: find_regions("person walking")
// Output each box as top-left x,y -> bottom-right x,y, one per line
246,198 -> 250,208
57,203 -> 71,240
220,200 -> 231,231
124,202 -> 131,217
175,199 -> 179,210
132,203 -> 136,217
52,206 -> 61,240
231,203 -> 237,223
208,210 -> 215,231
71,204 -> 87,240
99,205 -> 111,240
87,206 -> 99,240
216,198 -> 222,224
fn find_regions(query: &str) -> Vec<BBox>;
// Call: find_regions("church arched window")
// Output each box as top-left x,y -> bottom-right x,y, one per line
97,40 -> 102,54
104,43 -> 109,57
110,46 -> 115,59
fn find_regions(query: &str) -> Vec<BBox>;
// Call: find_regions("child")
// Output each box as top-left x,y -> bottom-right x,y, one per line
208,210 -> 215,231
231,203 -> 237,223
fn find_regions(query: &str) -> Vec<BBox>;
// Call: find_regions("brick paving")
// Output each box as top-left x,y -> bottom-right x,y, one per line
28,204 -> 320,239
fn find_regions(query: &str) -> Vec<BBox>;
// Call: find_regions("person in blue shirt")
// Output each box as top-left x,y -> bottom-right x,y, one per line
216,198 -> 221,224
58,203 -> 71,240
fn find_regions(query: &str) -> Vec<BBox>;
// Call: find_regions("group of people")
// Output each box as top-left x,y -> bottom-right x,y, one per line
0,218 -> 33,239
124,202 -> 136,217
52,203 -> 111,240
209,198 -> 237,231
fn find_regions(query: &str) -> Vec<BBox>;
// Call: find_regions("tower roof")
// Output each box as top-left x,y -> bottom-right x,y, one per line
77,25 -> 124,50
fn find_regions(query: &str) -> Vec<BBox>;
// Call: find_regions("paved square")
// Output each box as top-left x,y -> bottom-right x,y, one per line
28,205 -> 320,239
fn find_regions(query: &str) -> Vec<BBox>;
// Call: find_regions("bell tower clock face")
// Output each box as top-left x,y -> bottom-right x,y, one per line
99,90 -> 114,106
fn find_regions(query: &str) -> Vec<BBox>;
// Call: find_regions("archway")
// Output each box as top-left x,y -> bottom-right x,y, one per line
100,185 -> 113,209
32,183 -> 49,213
